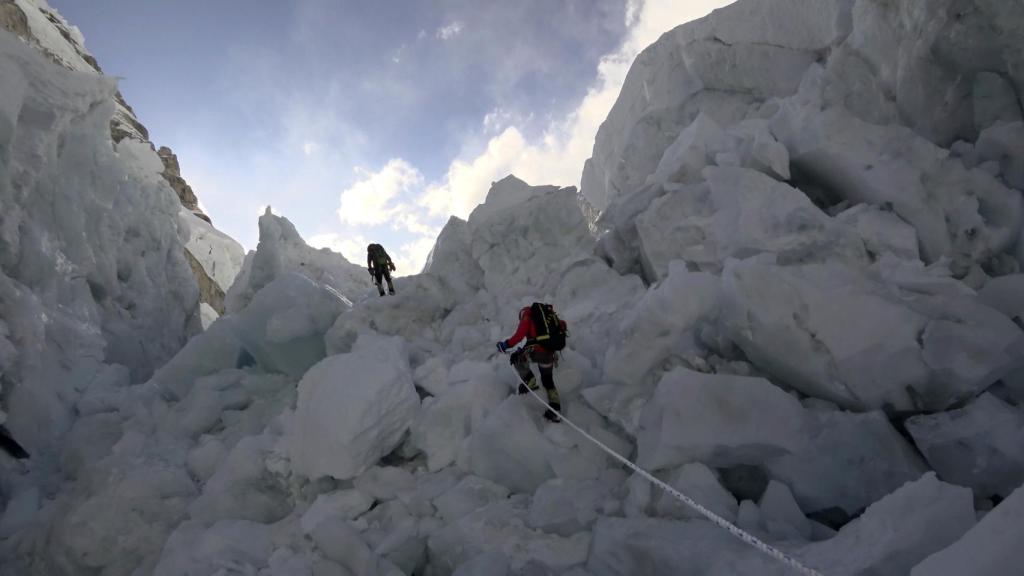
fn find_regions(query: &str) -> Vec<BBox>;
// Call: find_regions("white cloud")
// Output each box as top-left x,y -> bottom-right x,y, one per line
392,236 -> 437,276
436,21 -> 464,40
307,232 -> 369,265
417,0 -> 732,220
338,159 -> 425,226
302,141 -> 319,155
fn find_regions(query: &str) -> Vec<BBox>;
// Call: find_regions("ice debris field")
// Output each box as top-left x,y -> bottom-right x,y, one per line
2,0 -> 1024,575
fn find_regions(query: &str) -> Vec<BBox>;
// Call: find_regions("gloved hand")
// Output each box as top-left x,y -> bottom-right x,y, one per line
496,340 -> 509,354
389,262 -> 396,272
367,267 -> 373,276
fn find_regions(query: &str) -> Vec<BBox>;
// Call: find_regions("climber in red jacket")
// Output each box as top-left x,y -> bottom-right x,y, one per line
497,304 -> 567,422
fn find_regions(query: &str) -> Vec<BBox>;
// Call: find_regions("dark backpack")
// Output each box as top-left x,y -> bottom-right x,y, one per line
368,243 -> 387,264
529,302 -> 567,351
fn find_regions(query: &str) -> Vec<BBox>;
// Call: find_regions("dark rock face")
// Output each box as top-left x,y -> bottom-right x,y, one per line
184,249 -> 226,314
158,146 -> 206,219
0,1 -> 30,41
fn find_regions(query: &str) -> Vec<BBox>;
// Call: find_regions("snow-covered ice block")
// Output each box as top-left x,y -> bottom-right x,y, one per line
178,208 -> 245,294
354,466 -> 416,501
836,204 -> 920,261
310,518 -> 404,576
410,377 -> 508,472
973,121 -> 1024,191
225,209 -> 371,313
759,480 -> 812,541
427,496 -> 591,575
433,475 -> 510,521
288,333 -> 419,480
800,473 -> 976,576
637,367 -> 804,471
528,470 -> 627,536
653,463 -> 737,524
147,318 -> 244,402
722,258 -> 1024,411
767,409 -> 927,515
906,393 -> 1024,498
647,113 -> 728,185
772,105 -> 1023,270
603,262 -> 720,389
978,274 -> 1024,323
152,520 -> 274,576
586,517 -> 792,576
189,434 -> 290,523
459,397 -> 557,493
911,483 -> 1024,576
972,72 -> 1023,133
301,489 -> 375,533
636,167 -> 865,279
228,272 -> 349,378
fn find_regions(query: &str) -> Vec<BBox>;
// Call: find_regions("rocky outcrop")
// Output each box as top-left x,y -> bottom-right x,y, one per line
0,0 -> 208,222
159,146 -> 206,219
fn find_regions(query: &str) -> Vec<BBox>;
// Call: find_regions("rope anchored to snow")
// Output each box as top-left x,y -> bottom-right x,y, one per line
505,357 -> 826,576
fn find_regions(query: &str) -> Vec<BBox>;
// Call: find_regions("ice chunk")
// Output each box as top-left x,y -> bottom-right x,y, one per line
301,489 -> 375,533
974,121 -> 1024,191
800,473 -> 976,576
411,377 -> 508,472
637,367 -> 804,471
189,434 -> 290,523
653,463 -> 737,524
433,475 -> 510,521
225,209 -> 371,313
911,483 -> 1024,576
636,167 -> 865,279
586,517 -> 792,576
353,466 -> 416,502
459,397 -> 557,493
427,497 -> 590,574
722,258 -> 1024,411
758,480 -> 812,541
185,437 -> 225,483
288,333 -> 419,480
528,470 -> 627,536
603,262 -> 720,390
228,272 -> 349,378
153,520 -> 273,576
147,318 -> 244,401
0,487 -> 40,538
647,113 -> 729,185
767,410 -> 927,515
836,204 -> 920,261
310,518 -> 404,576
906,393 -> 1024,498
972,72 -> 1023,133
772,105 -> 1023,269
178,208 -> 245,294
978,274 -> 1024,323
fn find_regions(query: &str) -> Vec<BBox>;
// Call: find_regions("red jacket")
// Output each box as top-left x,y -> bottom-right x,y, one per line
505,306 -> 558,353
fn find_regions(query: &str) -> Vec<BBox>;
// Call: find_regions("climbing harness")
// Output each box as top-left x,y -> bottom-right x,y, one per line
502,354 -> 826,576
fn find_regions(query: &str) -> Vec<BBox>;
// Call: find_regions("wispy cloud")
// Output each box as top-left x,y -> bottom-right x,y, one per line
338,159 -> 424,227
414,0 -> 732,221
436,21 -> 464,40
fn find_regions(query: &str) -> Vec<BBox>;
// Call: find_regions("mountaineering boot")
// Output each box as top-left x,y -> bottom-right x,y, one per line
544,388 -> 561,422
377,284 -> 385,297
517,375 -> 539,395
389,288 -> 395,295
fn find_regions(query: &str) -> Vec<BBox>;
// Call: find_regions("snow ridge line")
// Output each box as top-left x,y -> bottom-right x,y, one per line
506,359 -> 826,576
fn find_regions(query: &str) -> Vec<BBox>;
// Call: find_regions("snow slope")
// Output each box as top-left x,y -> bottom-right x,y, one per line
2,0 -> 1024,575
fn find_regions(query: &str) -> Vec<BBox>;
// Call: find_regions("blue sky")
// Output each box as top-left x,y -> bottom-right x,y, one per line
52,0 -> 731,272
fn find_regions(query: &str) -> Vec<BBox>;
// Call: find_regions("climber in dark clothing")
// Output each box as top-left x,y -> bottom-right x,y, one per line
497,305 -> 566,422
366,243 -> 396,296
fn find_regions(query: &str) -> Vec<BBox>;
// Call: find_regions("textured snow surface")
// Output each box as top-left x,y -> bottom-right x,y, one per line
4,0 -> 1024,574
178,208 -> 245,293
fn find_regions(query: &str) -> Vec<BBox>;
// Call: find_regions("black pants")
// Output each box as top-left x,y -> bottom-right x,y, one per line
513,347 -> 560,408
373,267 -> 394,296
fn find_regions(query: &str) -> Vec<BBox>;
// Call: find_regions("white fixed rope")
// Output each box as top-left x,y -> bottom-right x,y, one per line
504,355 -> 826,576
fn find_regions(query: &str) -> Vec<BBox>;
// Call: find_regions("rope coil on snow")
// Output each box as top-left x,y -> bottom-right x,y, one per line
505,357 -> 826,576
